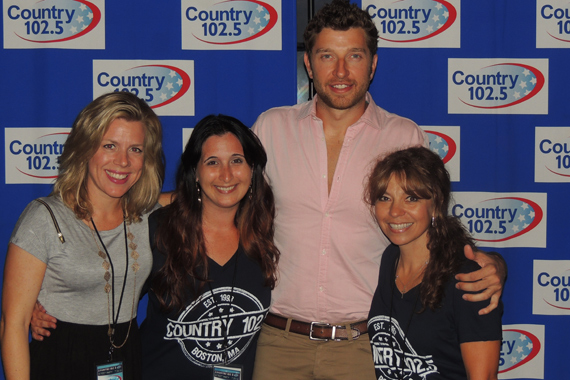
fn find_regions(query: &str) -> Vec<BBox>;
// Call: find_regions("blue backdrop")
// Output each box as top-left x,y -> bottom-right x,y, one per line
1,1 -> 568,379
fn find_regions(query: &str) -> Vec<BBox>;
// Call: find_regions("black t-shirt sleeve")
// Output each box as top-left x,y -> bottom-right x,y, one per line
452,260 -> 503,343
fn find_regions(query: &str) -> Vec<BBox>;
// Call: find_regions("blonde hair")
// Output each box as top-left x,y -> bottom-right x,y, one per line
53,92 -> 165,222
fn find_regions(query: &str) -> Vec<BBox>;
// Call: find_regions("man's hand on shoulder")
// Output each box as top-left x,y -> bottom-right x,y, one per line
455,245 -> 507,315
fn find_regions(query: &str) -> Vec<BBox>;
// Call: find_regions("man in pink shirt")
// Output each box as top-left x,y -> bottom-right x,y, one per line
251,1 -> 505,379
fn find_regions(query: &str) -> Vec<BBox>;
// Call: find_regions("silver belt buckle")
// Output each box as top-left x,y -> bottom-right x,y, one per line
310,322 -> 339,341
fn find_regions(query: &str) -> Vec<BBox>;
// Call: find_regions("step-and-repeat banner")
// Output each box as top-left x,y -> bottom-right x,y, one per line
1,1 -> 568,378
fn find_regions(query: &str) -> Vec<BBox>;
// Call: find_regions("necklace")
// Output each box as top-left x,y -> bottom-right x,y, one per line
90,216 -> 140,351
394,257 -> 428,299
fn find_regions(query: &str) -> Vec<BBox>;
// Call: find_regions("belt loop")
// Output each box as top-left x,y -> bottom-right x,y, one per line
284,318 -> 293,337
344,322 -> 354,343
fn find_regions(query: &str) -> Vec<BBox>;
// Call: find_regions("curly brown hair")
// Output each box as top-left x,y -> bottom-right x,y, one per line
366,147 -> 475,311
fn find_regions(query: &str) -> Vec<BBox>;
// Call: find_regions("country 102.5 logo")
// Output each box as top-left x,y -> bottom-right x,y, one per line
535,126 -> 570,182
423,126 -> 460,182
448,59 -> 548,114
363,0 -> 460,48
3,0 -> 104,49
536,0 -> 570,48
533,260 -> 570,315
93,60 -> 195,117
499,324 -> 544,379
450,192 -> 547,248
181,0 -> 282,50
5,128 -> 69,184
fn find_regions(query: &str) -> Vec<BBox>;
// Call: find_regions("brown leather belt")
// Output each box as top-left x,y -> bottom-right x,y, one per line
264,312 -> 367,341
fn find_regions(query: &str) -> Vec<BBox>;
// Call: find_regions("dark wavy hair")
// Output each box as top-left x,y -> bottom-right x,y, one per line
365,147 -> 475,311
304,0 -> 379,56
153,115 -> 279,312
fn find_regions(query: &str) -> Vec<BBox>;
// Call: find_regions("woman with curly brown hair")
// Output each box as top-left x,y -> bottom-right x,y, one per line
365,147 -> 502,380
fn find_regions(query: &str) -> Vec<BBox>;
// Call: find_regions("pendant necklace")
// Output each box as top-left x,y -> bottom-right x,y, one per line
394,257 -> 429,299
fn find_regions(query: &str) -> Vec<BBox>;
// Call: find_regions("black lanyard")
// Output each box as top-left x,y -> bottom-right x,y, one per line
91,218 -> 129,344
206,250 -> 239,365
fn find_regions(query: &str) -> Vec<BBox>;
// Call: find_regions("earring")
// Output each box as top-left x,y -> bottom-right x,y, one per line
196,182 -> 201,203
431,216 -> 435,227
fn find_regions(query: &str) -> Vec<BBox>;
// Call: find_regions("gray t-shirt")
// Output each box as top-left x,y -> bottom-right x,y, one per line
10,196 -> 154,325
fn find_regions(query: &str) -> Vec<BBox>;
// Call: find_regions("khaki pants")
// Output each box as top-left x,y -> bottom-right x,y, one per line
252,323 -> 376,380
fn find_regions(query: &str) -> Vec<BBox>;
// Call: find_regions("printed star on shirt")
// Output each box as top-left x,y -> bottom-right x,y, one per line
524,90 -> 531,96
169,70 -> 177,78
80,4 -> 87,11
519,334 -> 528,342
177,78 -> 183,86
523,223 -> 529,229
258,25 -> 265,32
426,25 -> 434,33
519,81 -> 527,89
432,15 -> 440,22
516,345 -> 524,353
432,147 -> 440,155
531,77 -> 537,85
76,15 -> 84,24
520,353 -> 528,360
521,203 -> 529,210
435,136 -> 443,144
443,11 -> 449,18
70,26 -> 78,34
230,307 -> 235,313
442,145 -> 449,153
518,214 -> 526,222
513,91 -> 521,99
248,27 -> 255,35
523,69 -> 531,76
166,82 -> 173,90
436,3 -> 443,10
254,16 -> 261,25
510,356 -> 518,364
160,93 -> 168,101
257,5 -> 264,12
228,340 -> 234,345
87,12 -> 93,20
529,210 -> 535,218
526,342 -> 533,349
217,343 -> 223,349
170,91 -> 178,98
437,23 -> 443,29
205,342 -> 211,347
208,312 -> 214,317
81,24 -> 88,31
219,308 -> 224,313
264,13 -> 270,21
512,224 -> 520,233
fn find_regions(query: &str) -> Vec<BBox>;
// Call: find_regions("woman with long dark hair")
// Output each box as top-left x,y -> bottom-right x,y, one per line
365,147 -> 502,380
140,114 -> 279,380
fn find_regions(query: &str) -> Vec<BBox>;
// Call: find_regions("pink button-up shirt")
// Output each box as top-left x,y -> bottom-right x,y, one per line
252,93 -> 428,323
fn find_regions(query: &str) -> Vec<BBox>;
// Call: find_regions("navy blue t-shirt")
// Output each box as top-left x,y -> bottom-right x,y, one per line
140,207 -> 270,380
367,244 -> 502,379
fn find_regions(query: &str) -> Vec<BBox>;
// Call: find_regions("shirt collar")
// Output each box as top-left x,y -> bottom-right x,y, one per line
296,92 -> 383,131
